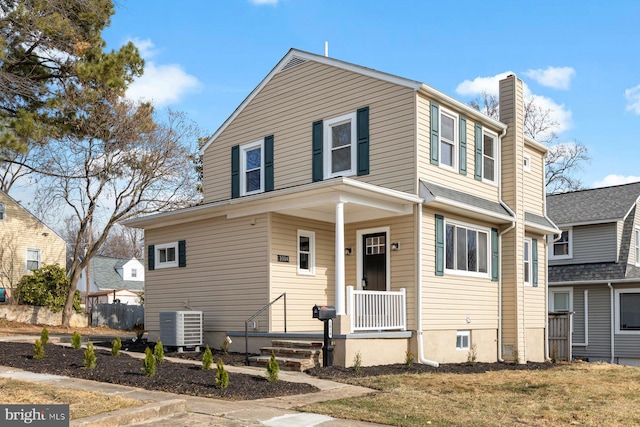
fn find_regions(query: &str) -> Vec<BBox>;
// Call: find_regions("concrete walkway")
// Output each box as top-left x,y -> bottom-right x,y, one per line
0,336 -> 386,427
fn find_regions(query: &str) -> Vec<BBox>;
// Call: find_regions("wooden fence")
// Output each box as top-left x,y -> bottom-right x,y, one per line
548,312 -> 572,361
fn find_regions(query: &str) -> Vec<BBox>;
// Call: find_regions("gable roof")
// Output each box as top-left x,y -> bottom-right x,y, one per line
90,256 -> 144,292
0,189 -> 65,241
547,181 -> 640,226
200,48 -> 506,154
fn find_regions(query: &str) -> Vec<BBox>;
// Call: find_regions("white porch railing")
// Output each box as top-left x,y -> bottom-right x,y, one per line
346,286 -> 406,333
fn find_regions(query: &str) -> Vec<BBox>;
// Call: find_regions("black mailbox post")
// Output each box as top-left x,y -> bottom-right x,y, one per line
312,305 -> 336,367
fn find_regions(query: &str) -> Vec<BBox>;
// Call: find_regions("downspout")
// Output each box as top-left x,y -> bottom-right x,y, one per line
416,203 -> 439,367
608,282 -> 615,364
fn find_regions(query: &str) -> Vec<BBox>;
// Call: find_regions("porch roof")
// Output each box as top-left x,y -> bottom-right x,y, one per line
419,181 -> 514,224
123,177 -> 422,229
525,211 -> 560,235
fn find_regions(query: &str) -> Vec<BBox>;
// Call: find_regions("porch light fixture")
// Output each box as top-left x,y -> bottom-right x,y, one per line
345,248 -> 352,255
391,242 -> 400,251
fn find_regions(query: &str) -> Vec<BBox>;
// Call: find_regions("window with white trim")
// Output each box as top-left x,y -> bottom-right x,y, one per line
324,112 -> 357,178
26,248 -> 40,271
240,140 -> 264,196
523,153 -> 531,172
550,229 -> 572,260
549,289 -> 571,312
616,289 -> 640,333
445,220 -> 489,277
635,228 -> 640,266
439,109 -> 458,169
297,230 -> 315,275
482,130 -> 497,183
155,242 -> 178,269
0,202 -> 5,221
524,238 -> 532,286
456,330 -> 470,350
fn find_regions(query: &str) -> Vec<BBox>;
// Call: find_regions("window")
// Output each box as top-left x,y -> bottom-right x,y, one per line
524,239 -> 532,285
0,202 -> 5,221
552,292 -> 570,312
456,330 -> 470,350
324,112 -> 357,178
636,228 -> 640,266
482,130 -> 497,182
26,248 -> 40,271
445,221 -> 489,277
523,153 -> 531,172
131,268 -> 137,278
439,109 -> 457,169
297,230 -> 315,275
155,242 -> 178,269
616,290 -> 640,333
550,229 -> 572,260
240,140 -> 264,196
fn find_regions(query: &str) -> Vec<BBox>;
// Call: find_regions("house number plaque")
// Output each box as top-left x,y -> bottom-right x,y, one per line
277,255 -> 290,263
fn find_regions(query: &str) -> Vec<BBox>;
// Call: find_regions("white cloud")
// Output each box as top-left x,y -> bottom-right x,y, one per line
455,72 -> 572,138
249,0 -> 279,4
523,66 -> 575,90
125,39 -> 201,107
593,174 -> 640,188
625,84 -> 640,115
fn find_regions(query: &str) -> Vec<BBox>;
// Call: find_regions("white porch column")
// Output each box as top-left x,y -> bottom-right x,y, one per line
335,202 -> 346,315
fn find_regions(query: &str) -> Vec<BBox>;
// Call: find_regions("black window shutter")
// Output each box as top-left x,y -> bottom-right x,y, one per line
312,120 -> 323,182
357,106 -> 370,176
435,214 -> 444,276
491,228 -> 499,282
474,124 -> 483,181
231,145 -> 240,198
532,239 -> 538,287
178,240 -> 186,268
430,102 -> 439,165
459,115 -> 467,175
264,135 -> 274,192
147,245 -> 155,271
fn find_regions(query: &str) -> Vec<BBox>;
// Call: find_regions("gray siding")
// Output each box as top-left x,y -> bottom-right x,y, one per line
613,283 -> 640,358
572,289 -> 585,344
550,223 -> 617,266
573,286 -> 611,361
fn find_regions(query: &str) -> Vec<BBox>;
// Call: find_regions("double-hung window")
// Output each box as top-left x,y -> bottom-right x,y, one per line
240,140 -> 264,196
26,248 -> 40,271
155,242 -> 178,269
524,239 -> 532,285
483,130 -> 497,183
324,112 -> 357,178
297,230 -> 315,275
445,221 -> 489,277
439,109 -> 457,169
616,289 -> 640,333
550,229 -> 572,260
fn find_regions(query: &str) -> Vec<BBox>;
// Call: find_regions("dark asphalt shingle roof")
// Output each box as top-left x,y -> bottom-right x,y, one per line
547,181 -> 640,225
90,256 -> 144,292
524,211 -> 557,231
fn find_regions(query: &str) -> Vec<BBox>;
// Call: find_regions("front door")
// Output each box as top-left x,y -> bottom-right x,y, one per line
362,232 -> 387,291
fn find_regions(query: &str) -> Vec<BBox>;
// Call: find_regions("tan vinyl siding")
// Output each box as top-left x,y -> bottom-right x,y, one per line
0,192 -> 66,293
523,146 -> 545,215
416,93 -> 500,201
203,60 -> 416,203
524,234 -> 546,328
421,207 -> 499,330
144,214 -> 269,335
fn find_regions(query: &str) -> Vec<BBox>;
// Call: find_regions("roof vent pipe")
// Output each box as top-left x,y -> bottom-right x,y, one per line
324,41 -> 329,57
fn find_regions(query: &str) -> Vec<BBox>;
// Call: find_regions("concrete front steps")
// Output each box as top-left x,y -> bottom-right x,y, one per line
249,339 -> 323,371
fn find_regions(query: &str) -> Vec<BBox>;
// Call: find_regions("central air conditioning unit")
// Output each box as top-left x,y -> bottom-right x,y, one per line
159,311 -> 203,351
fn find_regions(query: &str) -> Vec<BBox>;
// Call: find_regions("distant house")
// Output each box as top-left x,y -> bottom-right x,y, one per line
547,182 -> 640,365
79,256 -> 144,308
0,190 -> 66,302
125,49 -> 558,366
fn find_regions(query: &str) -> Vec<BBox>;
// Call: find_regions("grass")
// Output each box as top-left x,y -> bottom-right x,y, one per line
0,378 -> 144,420
302,362 -> 640,426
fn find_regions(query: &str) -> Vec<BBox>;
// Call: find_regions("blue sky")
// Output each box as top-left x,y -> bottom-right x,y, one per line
103,0 -> 640,189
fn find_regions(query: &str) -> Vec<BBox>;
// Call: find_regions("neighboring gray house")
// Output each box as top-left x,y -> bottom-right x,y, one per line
547,182 -> 640,365
79,256 -> 144,307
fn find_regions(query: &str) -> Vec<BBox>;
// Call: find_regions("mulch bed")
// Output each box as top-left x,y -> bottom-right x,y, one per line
0,342 -> 317,400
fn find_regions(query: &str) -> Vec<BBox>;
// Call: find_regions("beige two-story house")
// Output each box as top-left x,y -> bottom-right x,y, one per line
0,190 -> 66,302
124,49 -> 558,366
